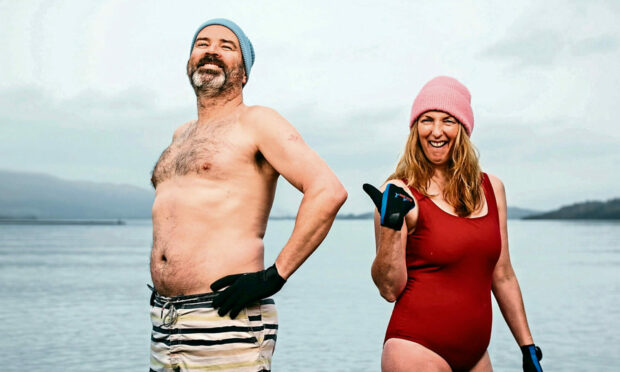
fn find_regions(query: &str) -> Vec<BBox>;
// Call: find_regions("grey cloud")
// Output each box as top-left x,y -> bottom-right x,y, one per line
571,34 -> 619,56
283,104 -> 406,160
476,117 -> 619,164
480,30 -> 566,67
62,89 -> 157,116
0,87 -> 167,129
479,1 -> 619,68
480,31 -> 619,67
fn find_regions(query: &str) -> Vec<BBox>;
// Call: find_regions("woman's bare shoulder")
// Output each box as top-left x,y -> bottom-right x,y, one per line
485,173 -> 505,194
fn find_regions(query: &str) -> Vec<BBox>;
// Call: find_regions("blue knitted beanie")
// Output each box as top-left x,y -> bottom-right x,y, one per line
189,18 -> 255,81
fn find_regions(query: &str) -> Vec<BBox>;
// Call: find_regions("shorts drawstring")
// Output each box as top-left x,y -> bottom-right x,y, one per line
147,283 -> 179,327
161,301 -> 179,327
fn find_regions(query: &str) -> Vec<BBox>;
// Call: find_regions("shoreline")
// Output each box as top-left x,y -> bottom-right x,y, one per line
0,219 -> 126,225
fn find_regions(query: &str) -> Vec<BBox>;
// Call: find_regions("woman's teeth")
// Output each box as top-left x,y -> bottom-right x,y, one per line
429,141 -> 447,148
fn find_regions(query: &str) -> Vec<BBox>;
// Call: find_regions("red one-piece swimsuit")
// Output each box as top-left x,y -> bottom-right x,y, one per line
384,173 -> 502,371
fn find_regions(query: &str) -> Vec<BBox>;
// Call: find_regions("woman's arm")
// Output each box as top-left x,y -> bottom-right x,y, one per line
370,180 -> 416,302
489,174 -> 535,346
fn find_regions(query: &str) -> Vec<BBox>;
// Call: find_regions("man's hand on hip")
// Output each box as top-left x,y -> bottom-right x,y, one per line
211,264 -> 286,319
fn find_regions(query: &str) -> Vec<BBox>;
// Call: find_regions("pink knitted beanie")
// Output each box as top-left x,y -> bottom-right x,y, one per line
409,76 -> 474,136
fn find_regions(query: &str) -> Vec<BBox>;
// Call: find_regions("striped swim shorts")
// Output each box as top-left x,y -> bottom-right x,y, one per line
149,287 -> 278,372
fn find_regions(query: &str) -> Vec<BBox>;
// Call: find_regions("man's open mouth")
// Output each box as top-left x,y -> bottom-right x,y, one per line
200,63 -> 222,69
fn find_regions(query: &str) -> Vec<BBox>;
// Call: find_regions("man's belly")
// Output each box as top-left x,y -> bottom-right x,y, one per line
150,239 -> 264,297
150,223 -> 265,296
150,182 -> 270,297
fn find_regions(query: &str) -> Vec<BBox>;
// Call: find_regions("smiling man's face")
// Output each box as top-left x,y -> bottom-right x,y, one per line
187,25 -> 246,94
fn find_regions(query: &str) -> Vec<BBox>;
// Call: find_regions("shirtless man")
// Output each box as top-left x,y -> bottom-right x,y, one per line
148,19 -> 347,372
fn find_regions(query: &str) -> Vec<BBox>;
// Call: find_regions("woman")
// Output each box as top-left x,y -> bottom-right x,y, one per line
363,76 -> 543,372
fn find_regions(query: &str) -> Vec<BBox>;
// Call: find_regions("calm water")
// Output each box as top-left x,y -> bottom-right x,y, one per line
0,219 -> 619,371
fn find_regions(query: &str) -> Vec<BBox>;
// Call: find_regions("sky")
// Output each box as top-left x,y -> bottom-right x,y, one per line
1,0 -> 619,215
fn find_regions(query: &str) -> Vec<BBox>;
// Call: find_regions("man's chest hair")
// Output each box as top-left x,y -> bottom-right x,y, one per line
151,119 -> 269,187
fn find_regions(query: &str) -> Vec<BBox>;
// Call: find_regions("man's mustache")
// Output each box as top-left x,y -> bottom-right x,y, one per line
196,54 -> 225,69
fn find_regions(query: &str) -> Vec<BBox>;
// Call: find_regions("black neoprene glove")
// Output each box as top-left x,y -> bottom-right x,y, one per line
210,264 -> 286,319
363,183 -> 415,230
521,344 -> 543,372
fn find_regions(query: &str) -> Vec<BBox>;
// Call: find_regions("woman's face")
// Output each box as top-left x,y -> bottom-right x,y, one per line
416,111 -> 460,166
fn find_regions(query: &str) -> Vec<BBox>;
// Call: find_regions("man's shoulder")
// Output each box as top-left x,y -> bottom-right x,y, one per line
178,119 -> 196,130
240,105 -> 282,124
172,120 -> 196,140
239,105 -> 295,138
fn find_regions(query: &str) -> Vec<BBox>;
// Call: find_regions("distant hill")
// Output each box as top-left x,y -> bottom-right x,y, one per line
0,170 -> 153,219
524,198 -> 620,220
336,207 -> 539,220
0,169 -> 570,221
336,212 -> 373,220
507,207 -> 540,219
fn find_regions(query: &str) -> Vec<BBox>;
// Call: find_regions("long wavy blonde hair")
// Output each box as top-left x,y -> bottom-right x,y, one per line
387,119 -> 483,217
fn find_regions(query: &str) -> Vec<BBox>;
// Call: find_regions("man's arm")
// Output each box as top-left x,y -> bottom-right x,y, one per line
209,107 -> 346,319
250,106 -> 347,279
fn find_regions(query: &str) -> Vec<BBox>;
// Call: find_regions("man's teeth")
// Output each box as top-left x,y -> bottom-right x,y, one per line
200,63 -> 221,69
430,141 -> 447,148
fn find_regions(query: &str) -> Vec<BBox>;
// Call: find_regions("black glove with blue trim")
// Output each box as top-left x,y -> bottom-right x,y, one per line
363,183 -> 415,230
521,344 -> 543,372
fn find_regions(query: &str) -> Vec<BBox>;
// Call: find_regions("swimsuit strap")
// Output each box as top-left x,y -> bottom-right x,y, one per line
401,178 -> 426,202
481,173 -> 499,219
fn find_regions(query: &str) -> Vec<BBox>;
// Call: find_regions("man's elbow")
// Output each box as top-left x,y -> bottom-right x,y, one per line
332,185 -> 348,208
320,183 -> 347,215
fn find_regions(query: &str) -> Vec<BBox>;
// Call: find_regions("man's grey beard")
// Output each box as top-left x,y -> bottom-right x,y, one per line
189,65 -> 244,97
191,70 -> 226,94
